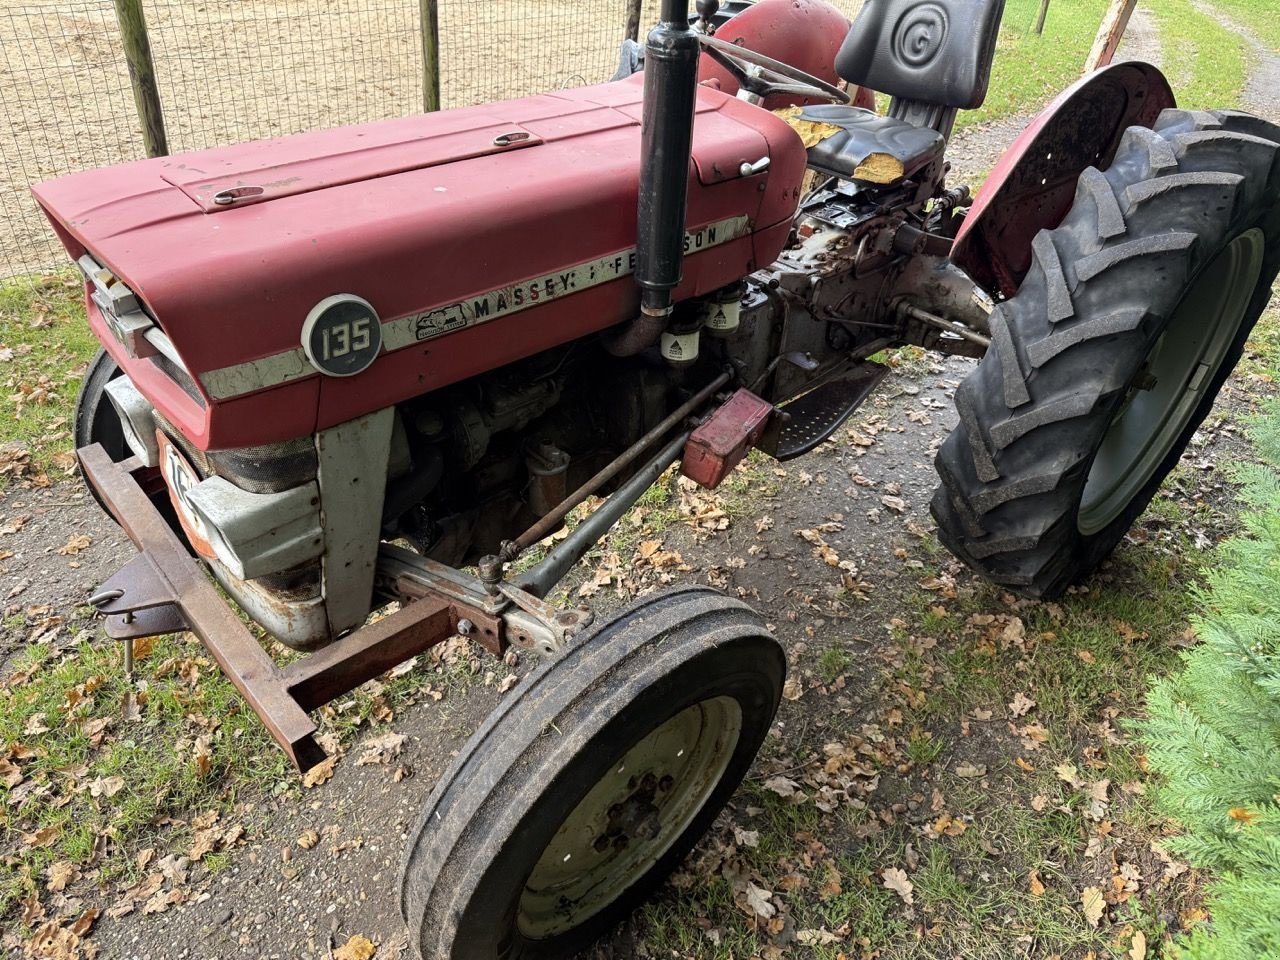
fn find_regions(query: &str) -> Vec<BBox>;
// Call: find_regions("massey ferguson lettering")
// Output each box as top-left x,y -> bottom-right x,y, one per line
403,217 -> 749,344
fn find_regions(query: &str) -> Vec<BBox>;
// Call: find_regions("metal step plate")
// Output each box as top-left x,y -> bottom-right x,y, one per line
773,362 -> 888,461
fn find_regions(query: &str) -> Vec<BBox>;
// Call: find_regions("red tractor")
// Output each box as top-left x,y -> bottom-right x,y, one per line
34,0 -> 1280,955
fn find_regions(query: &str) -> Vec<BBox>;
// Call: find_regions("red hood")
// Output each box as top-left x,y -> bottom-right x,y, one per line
35,77 -> 807,449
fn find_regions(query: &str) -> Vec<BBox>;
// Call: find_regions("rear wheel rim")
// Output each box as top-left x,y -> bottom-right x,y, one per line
1078,228 -> 1265,535
516,696 -> 743,940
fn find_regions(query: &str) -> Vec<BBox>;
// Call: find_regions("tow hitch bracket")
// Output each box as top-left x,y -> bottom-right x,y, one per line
78,443 -> 511,774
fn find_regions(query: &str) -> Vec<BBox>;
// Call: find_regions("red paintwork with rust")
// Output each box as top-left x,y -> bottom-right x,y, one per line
697,0 -> 874,110
951,62 -> 1176,296
681,388 -> 774,488
33,0 -> 861,452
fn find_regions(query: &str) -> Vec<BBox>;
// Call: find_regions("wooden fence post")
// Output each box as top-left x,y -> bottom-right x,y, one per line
1084,0 -> 1138,73
420,0 -> 440,112
113,0 -> 168,157
626,0 -> 644,42
1035,0 -> 1050,35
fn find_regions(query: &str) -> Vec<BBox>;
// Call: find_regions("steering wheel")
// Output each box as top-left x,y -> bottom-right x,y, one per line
697,33 -> 850,105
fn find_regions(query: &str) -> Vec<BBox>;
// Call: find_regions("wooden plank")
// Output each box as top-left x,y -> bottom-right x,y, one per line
419,0 -> 441,112
626,0 -> 644,42
113,0 -> 168,157
1084,0 -> 1138,73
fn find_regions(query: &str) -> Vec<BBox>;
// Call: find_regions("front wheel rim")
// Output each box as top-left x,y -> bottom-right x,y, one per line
1077,228 -> 1265,535
516,695 -> 743,940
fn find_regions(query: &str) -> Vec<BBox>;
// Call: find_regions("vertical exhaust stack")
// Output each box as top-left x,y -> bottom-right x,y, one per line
635,0 -> 700,319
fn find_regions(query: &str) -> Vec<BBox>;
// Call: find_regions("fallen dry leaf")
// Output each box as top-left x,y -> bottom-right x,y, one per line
23,826 -> 59,848
46,860 -> 79,892
56,533 -> 92,556
297,829 -> 319,850
1081,885 -> 1105,927
1028,869 -> 1045,897
1085,779 -> 1111,821
333,936 -> 377,960
1055,761 -> 1083,788
71,906 -> 99,937
797,929 -> 841,946
762,775 -> 800,798
882,867 -> 914,905
743,881 -> 777,919
356,731 -> 407,767
88,774 -> 125,798
302,755 -> 337,788
0,514 -> 29,535
0,757 -> 22,788
1129,929 -> 1147,960
1008,692 -> 1036,718
189,827 -> 222,861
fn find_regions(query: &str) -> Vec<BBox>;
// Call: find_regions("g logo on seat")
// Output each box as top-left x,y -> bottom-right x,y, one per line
893,2 -> 949,69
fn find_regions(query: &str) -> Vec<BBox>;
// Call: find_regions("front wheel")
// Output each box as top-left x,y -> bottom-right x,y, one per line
399,587 -> 785,960
933,108 -> 1280,598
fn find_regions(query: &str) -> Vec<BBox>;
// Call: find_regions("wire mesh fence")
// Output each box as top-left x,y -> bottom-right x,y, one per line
1,1 -> 137,280
1,0 -> 865,283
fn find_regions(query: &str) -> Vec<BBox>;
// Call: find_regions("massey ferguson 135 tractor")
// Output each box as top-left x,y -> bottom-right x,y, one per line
32,0 -> 1280,954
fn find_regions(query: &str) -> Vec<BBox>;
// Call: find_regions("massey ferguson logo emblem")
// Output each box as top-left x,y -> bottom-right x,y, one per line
413,307 -> 467,340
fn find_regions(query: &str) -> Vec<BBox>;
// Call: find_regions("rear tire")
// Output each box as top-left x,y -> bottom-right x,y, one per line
933,108 -> 1280,598
399,587 -> 785,960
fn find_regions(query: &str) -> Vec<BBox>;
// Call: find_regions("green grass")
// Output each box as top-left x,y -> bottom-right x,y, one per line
1203,0 -> 1280,51
0,616 -> 505,922
956,0 -> 1110,132
1146,0 -> 1250,109
0,271 -> 97,483
817,645 -> 852,684
0,631 -> 286,914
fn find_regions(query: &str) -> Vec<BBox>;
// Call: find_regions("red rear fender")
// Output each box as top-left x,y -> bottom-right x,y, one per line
951,62 -> 1176,296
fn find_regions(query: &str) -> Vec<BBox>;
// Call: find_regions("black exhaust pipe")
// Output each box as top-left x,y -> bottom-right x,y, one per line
635,0 -> 700,319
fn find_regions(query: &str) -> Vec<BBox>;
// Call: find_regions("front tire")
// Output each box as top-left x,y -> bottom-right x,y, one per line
933,108 -> 1280,598
400,587 -> 785,960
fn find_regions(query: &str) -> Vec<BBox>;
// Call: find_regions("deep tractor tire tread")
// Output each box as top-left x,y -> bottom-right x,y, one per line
400,586 -> 785,960
934,109 -> 1280,597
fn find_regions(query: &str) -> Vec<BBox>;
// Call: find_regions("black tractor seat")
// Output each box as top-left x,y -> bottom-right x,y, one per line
795,105 -> 945,184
